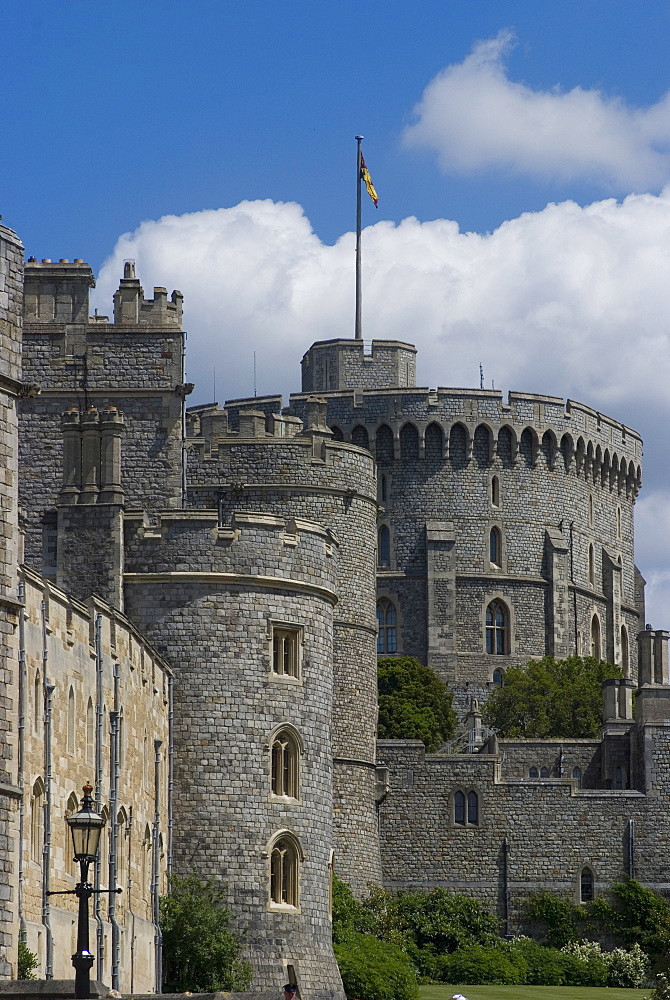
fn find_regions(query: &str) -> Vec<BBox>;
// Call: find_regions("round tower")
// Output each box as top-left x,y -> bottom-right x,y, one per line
184,399 -> 382,896
124,509 -> 343,997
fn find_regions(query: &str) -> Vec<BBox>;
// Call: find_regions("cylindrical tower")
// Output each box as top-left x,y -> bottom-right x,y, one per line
124,509 -> 343,997
290,368 -> 643,714
184,402 -> 381,895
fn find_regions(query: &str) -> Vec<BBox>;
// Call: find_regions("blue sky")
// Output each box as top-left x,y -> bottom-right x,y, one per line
4,0 -> 670,626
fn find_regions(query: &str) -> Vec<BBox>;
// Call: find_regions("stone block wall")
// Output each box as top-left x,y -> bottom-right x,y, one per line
19,261 -> 186,575
301,340 -> 417,392
0,224 -> 23,978
288,373 -> 642,707
184,417 -> 382,894
19,567 -> 170,992
123,512 -> 344,999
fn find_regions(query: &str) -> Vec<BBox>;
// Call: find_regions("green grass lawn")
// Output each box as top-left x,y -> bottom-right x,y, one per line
420,986 -> 650,1000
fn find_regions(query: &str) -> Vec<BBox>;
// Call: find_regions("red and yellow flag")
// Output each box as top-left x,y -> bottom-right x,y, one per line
360,154 -> 378,208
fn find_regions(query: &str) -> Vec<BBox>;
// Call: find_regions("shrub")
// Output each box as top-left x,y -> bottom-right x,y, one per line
524,891 -> 580,947
442,944 -> 525,985
651,973 -> 670,999
386,887 -> 499,953
332,875 -> 375,943
607,942 -> 650,988
334,931 -> 418,1000
560,940 -> 609,987
17,941 -> 39,980
159,873 -> 252,992
587,878 -> 670,961
508,938 -> 567,985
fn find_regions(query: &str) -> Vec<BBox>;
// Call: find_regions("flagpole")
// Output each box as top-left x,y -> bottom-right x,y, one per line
355,135 -> 363,340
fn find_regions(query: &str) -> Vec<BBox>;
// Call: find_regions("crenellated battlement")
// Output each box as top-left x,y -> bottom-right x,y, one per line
113,260 -> 182,328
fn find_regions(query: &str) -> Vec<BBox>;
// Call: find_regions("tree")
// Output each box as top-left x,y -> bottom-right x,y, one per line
377,657 -> 456,751
482,656 -> 621,738
160,873 -> 252,992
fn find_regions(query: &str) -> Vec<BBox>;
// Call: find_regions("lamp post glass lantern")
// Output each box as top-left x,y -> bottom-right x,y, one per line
66,784 -> 105,1000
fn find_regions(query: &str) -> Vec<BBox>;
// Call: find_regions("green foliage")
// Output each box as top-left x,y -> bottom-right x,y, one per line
377,657 -> 457,751
524,891 -> 581,947
482,655 -> 622,738
651,973 -> 670,999
560,941 -> 610,986
332,875 -> 376,943
159,873 -> 252,993
587,878 -> 670,961
389,888 -> 499,953
508,938 -> 567,985
16,941 -> 39,980
441,944 -> 525,985
334,932 -> 419,1000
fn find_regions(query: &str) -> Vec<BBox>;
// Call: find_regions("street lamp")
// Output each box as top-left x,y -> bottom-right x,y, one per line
66,784 -> 105,999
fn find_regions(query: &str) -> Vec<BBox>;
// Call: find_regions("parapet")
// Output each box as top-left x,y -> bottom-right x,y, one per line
24,258 -> 95,324
113,260 -> 183,328
301,338 -> 417,392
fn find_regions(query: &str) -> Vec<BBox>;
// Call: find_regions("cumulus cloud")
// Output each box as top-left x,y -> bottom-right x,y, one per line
94,191 -> 670,624
403,30 -> 670,189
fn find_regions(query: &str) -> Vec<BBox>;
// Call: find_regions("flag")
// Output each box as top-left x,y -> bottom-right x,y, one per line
360,154 -> 378,207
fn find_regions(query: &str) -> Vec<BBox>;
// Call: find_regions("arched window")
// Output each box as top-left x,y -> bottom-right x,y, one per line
614,767 -> 623,790
142,825 -> 152,901
86,698 -> 94,766
143,732 -> 149,792
379,474 -> 387,504
67,686 -> 75,754
378,525 -> 391,568
588,494 -> 593,527
580,867 -> 594,903
591,615 -> 602,660
572,767 -> 582,789
490,475 -> 500,508
377,599 -> 397,654
529,767 -> 539,778
489,527 -> 501,567
621,624 -> 629,676
540,767 -> 550,778
31,778 -> 45,862
588,544 -> 596,587
269,834 -> 300,907
65,792 -> 79,877
486,600 -> 508,655
454,789 -> 479,826
272,626 -> 301,678
616,506 -> 622,539
271,729 -> 300,799
492,668 -> 504,688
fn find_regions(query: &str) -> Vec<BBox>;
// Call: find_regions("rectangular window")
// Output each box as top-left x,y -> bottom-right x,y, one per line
272,626 -> 301,678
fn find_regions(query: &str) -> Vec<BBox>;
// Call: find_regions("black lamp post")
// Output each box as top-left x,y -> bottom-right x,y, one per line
66,784 -> 105,1000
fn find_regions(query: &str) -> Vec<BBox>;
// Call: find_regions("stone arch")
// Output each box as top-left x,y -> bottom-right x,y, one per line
449,422 -> 468,469
330,425 -> 344,441
626,459 -> 636,498
519,427 -> 537,466
601,449 -> 611,489
351,424 -> 370,450
560,433 -> 574,473
424,421 -> 444,463
399,422 -> 419,461
586,440 -> 594,480
473,423 -> 493,467
575,436 -> 586,476
375,424 -> 394,465
594,444 -> 603,485
541,429 -> 557,469
498,425 -> 517,469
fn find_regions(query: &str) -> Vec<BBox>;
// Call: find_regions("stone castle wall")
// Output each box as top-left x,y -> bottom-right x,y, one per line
123,512 -> 344,998
18,260 -> 186,574
19,567 -> 171,992
0,224 -> 24,978
286,384 -> 641,709
184,409 -> 382,894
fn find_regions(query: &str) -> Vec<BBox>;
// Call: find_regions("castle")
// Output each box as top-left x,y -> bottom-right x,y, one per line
1,221 -> 670,997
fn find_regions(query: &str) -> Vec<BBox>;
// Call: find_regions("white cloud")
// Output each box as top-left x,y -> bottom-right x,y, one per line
94,191 -> 670,625
635,492 -> 670,630
403,30 -> 670,189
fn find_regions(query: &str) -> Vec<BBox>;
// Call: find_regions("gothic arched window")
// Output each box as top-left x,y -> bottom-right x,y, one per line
486,600 -> 509,655
591,614 -> 602,661
269,834 -> 300,907
489,527 -> 501,567
377,599 -> 397,654
580,867 -> 594,903
378,525 -> 391,568
271,729 -> 300,799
